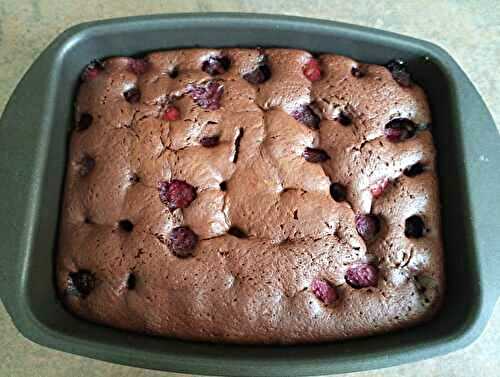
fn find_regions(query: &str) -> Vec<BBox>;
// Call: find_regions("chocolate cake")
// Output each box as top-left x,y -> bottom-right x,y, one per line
56,48 -> 444,344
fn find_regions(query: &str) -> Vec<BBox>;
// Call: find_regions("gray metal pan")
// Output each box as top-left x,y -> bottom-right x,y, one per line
0,13 -> 499,377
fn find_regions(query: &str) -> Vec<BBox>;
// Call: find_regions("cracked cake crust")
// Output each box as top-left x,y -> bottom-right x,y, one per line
57,48 -> 444,344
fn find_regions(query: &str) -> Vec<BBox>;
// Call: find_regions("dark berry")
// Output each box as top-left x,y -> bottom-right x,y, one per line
330,183 -> 347,202
405,215 -> 425,238
128,58 -> 149,75
370,178 -> 391,199
124,87 -> 141,103
75,154 -> 95,177
81,60 -> 104,82
345,264 -> 378,288
202,55 -> 231,76
303,147 -> 330,163
118,219 -> 134,232
162,106 -> 180,121
404,162 -> 425,177
228,226 -> 248,238
386,59 -> 411,87
243,64 -> 271,84
219,181 -> 227,191
335,110 -> 352,126
351,65 -> 366,78
355,214 -> 380,242
169,226 -> 198,257
168,65 -> 179,78
200,135 -> 220,148
67,270 -> 95,298
77,113 -> 93,131
384,118 -> 416,142
311,278 -> 337,304
187,80 -> 224,110
128,172 -> 140,183
291,105 -> 320,129
303,59 -> 321,81
158,179 -> 197,211
126,273 -> 137,290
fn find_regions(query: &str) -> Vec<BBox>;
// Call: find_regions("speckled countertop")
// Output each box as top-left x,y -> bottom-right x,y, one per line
0,1 -> 499,376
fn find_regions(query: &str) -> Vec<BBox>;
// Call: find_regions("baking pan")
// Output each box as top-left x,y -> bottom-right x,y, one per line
0,13 -> 499,376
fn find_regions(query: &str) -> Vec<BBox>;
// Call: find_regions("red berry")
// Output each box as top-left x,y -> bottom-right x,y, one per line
81,60 -> 104,82
158,179 -> 196,211
123,87 -> 141,103
370,178 -> 391,199
345,264 -> 378,288
168,226 -> 198,257
311,278 -> 338,304
303,59 -> 322,81
355,214 -> 380,242
187,80 -> 224,110
162,106 -> 180,121
128,58 -> 149,75
302,147 -> 330,163
384,118 -> 416,142
291,105 -> 321,129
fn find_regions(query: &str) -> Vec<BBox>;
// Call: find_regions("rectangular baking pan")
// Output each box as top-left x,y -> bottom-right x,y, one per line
0,13 -> 499,376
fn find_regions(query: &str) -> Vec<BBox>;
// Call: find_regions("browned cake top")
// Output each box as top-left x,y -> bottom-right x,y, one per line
57,48 -> 444,344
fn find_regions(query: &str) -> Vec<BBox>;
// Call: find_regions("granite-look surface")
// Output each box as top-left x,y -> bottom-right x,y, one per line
0,0 -> 499,376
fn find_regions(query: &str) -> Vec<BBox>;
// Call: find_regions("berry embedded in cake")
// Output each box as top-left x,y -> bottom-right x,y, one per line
58,48 -> 443,344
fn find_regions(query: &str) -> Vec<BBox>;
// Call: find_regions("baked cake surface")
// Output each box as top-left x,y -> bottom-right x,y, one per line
57,48 -> 444,344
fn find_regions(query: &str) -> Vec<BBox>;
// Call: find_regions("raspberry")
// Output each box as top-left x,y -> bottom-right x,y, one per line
187,80 -> 224,110
303,59 -> 321,81
370,178 -> 391,199
291,105 -> 320,129
384,118 -> 416,142
169,226 -> 198,257
311,278 -> 337,304
124,87 -> 141,103
127,58 -> 149,75
81,60 -> 104,82
158,180 -> 197,211
345,264 -> 378,288
162,106 -> 180,121
355,214 -> 380,242
302,147 -> 330,163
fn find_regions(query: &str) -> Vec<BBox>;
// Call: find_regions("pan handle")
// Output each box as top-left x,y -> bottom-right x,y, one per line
438,47 -> 500,302
0,43 -> 55,317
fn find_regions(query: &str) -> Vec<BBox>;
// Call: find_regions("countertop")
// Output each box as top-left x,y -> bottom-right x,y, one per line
0,1 -> 499,376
